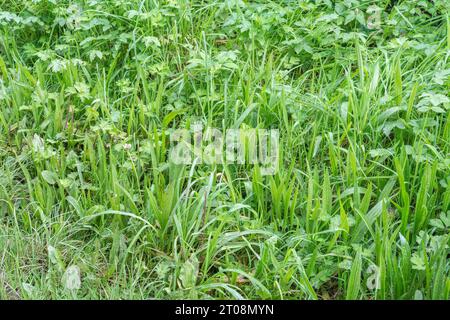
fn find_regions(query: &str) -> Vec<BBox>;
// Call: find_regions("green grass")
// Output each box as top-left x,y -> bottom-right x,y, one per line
0,0 -> 449,300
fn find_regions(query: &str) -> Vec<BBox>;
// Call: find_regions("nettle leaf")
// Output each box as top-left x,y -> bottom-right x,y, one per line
22,282 -> 35,296
62,265 -> 81,290
410,253 -> 426,271
284,38 -> 313,54
340,101 -> 348,119
413,43 -> 438,57
126,10 -> 140,19
317,13 -> 338,23
429,218 -> 445,230
65,82 -> 91,101
417,92 -> 450,113
239,19 -> 252,32
0,80 -> 7,100
41,170 -> 58,185
338,259 -> 352,270
35,49 -> 55,61
215,50 -> 238,63
32,134 -> 45,153
155,261 -> 172,279
223,12 -> 238,27
356,10 -> 366,25
377,106 -> 406,122
432,69 -> 450,85
55,45 -> 70,54
295,42 -> 313,54
88,50 -> 103,62
429,212 -> 450,230
369,148 -> 394,158
414,290 -> 424,300
0,11 -> 21,24
82,17 -> 111,31
379,120 -> 405,136
48,59 -> 67,73
344,10 -> 356,25
48,245 -> 65,272
179,255 -> 199,289
143,36 -> 161,48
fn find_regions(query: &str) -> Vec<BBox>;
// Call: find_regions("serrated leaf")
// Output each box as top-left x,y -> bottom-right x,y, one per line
179,255 -> 199,289
41,170 -> 58,185
62,265 -> 81,290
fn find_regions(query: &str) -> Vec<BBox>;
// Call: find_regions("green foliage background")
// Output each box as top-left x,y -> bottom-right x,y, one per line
0,0 -> 449,299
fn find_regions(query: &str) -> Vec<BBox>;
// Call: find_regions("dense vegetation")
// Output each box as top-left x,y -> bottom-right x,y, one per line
0,0 -> 449,300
